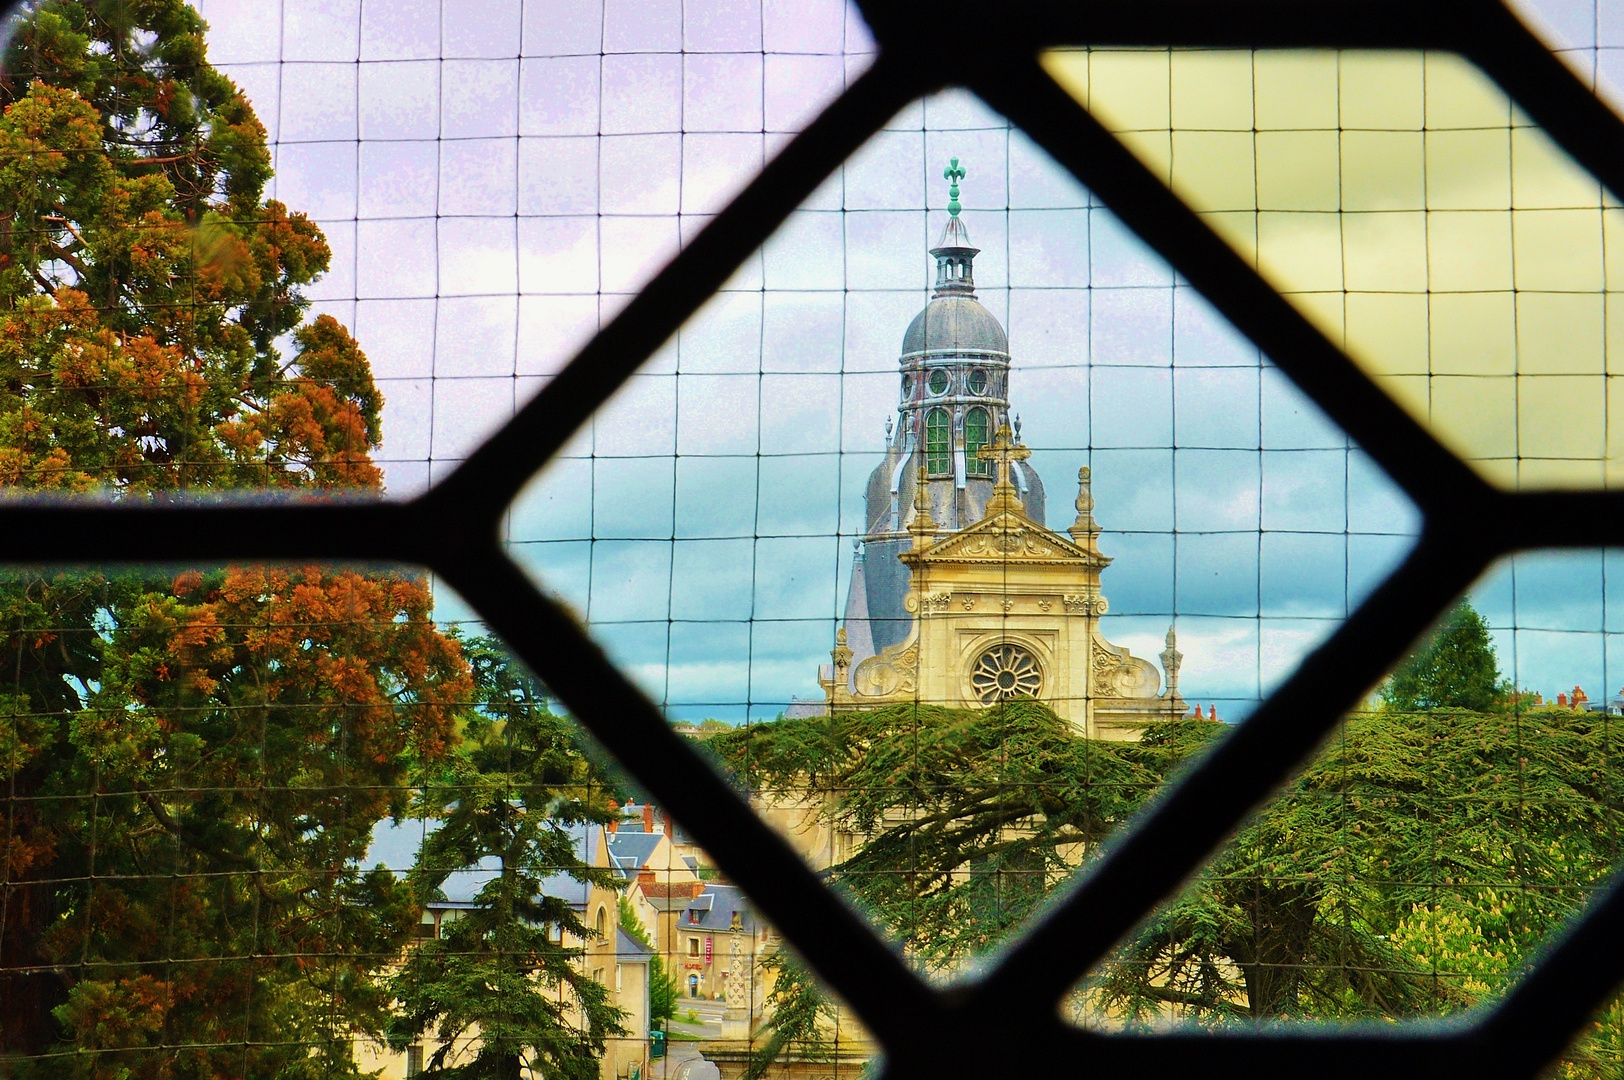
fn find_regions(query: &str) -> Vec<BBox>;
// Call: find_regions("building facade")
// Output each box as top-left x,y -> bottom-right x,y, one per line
824,164 -> 1185,737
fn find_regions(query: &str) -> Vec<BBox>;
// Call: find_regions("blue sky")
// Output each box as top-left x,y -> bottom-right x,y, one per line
193,0 -> 1624,722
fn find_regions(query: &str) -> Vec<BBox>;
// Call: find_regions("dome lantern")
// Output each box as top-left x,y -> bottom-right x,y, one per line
930,158 -> 979,297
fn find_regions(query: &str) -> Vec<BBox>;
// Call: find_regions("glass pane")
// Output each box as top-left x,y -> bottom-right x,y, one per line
1044,48 -> 1623,491
1066,549 -> 1624,1075
169,0 -> 878,498
0,560 -> 867,1075
508,88 -> 1423,986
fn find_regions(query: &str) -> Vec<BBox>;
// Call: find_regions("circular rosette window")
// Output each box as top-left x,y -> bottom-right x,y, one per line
971,643 -> 1043,704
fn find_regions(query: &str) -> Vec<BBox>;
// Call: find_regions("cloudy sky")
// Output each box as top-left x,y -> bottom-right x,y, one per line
189,0 -> 1624,721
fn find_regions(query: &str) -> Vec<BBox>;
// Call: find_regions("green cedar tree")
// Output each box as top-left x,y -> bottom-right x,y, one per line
385,636 -> 626,1080
709,700 -> 1624,1076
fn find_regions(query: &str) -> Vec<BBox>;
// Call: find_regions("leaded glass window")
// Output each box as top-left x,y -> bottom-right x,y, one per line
965,407 -> 991,476
925,407 -> 952,476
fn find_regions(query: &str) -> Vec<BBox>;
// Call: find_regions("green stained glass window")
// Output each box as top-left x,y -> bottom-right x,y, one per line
925,407 -> 952,476
965,407 -> 991,476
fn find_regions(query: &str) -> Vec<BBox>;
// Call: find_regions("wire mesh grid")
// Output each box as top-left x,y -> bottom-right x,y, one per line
7,1 -> 1624,1078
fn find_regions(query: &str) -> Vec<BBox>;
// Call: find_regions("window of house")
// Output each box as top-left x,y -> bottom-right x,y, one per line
406,1046 -> 424,1078
924,407 -> 951,476
594,906 -> 607,941
688,937 -> 700,957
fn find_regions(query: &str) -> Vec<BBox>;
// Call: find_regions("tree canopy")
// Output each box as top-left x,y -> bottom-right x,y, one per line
709,694 -> 1624,1076
387,636 -> 626,1080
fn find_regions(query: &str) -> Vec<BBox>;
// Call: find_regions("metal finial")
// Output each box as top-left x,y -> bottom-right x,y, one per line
884,415 -> 894,445
1013,414 -> 1022,440
944,157 -> 965,218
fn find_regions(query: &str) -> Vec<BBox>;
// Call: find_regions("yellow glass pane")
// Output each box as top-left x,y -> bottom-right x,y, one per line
1256,131 -> 1340,212
1170,51 -> 1253,130
1338,52 -> 1424,130
1041,47 -> 1624,490
1346,293 -> 1428,375
1341,211 -> 1427,293
1340,131 -> 1425,211
1253,51 -> 1338,130
1428,293 -> 1515,376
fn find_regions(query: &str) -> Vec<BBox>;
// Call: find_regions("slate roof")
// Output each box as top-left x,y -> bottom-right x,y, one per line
366,818 -> 607,911
681,884 -> 757,933
605,831 -> 663,874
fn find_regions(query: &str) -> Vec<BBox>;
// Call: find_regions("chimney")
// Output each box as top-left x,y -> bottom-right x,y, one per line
692,882 -> 705,899
1573,686 -> 1589,709
643,804 -> 655,833
638,868 -> 655,889
1558,692 -> 1568,707
662,813 -> 673,837
607,800 -> 619,833
1207,704 -> 1217,721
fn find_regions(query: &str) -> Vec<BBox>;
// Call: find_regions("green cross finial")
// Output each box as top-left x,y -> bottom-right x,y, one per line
944,157 -> 965,217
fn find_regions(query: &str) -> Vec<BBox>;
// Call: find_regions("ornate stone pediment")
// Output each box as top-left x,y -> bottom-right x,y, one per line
1091,635 -> 1161,698
905,509 -> 1110,568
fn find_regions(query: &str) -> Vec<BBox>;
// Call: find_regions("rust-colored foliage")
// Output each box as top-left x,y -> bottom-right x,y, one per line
0,4 -> 478,1076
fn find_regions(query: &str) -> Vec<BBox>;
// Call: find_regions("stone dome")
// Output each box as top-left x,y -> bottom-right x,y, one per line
900,294 -> 1009,358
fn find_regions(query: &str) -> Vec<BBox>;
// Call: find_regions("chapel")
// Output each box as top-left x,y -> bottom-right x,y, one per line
816,161 -> 1186,740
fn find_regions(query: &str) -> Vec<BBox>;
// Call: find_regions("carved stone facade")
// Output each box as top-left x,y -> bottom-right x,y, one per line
812,190 -> 1186,740
821,431 -> 1186,740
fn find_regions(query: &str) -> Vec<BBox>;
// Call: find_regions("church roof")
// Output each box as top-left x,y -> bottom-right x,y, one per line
900,294 -> 1009,358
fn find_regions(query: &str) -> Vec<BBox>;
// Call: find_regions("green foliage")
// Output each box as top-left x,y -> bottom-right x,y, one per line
1382,601 -> 1507,711
712,700 -> 1624,1074
742,952 -> 838,1080
710,700 -> 1203,967
386,637 -> 626,1080
621,894 -> 681,1025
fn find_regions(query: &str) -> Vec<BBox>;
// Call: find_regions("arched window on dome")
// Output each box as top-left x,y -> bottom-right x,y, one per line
925,408 -> 951,477
965,407 -> 991,477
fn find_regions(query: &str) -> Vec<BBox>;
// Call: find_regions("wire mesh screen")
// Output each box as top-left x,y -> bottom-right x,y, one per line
7,1 -> 1624,1079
